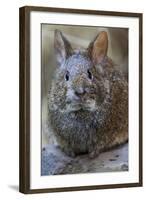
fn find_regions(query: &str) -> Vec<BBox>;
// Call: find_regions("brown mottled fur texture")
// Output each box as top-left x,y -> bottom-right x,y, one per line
48,30 -> 128,158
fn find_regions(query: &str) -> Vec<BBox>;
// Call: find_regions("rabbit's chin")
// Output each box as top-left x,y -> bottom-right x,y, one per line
65,99 -> 97,112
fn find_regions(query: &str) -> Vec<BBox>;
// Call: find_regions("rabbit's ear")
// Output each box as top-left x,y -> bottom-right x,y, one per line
88,31 -> 108,65
54,30 -> 73,67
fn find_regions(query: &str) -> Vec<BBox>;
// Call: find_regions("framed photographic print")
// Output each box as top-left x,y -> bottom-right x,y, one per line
19,6 -> 143,194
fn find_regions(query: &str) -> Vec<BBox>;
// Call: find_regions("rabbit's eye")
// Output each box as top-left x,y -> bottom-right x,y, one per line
65,71 -> 69,81
87,69 -> 92,80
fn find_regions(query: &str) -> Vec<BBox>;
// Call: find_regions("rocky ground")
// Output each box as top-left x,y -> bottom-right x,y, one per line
41,143 -> 128,176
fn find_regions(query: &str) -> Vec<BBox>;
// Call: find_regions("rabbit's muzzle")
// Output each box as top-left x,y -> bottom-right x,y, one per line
66,76 -> 97,111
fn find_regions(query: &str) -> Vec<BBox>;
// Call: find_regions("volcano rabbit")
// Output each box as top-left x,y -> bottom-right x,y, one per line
48,30 -> 128,158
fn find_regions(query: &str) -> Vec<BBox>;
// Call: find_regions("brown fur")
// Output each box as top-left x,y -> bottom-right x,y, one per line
48,30 -> 128,158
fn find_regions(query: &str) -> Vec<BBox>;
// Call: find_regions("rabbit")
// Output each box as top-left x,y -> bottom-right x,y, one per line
48,30 -> 128,158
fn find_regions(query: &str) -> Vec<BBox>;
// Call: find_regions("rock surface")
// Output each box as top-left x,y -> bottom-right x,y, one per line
41,143 -> 128,175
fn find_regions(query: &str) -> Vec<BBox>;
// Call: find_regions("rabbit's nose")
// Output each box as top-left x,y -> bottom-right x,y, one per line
74,87 -> 86,96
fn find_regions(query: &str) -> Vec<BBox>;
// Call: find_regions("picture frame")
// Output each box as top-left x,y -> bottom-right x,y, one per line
19,6 -> 143,194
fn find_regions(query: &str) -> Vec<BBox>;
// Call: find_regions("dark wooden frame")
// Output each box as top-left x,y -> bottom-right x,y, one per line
19,6 -> 143,194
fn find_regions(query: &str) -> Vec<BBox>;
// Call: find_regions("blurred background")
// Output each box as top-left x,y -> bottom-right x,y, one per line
41,24 -> 128,147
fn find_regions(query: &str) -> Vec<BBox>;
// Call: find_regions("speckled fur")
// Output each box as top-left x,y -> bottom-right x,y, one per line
48,30 -> 128,158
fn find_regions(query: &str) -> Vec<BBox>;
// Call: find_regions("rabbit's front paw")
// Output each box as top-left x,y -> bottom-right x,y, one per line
89,148 -> 100,159
62,146 -> 76,158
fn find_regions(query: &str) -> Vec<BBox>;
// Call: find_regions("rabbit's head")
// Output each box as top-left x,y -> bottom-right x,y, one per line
50,30 -> 112,113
